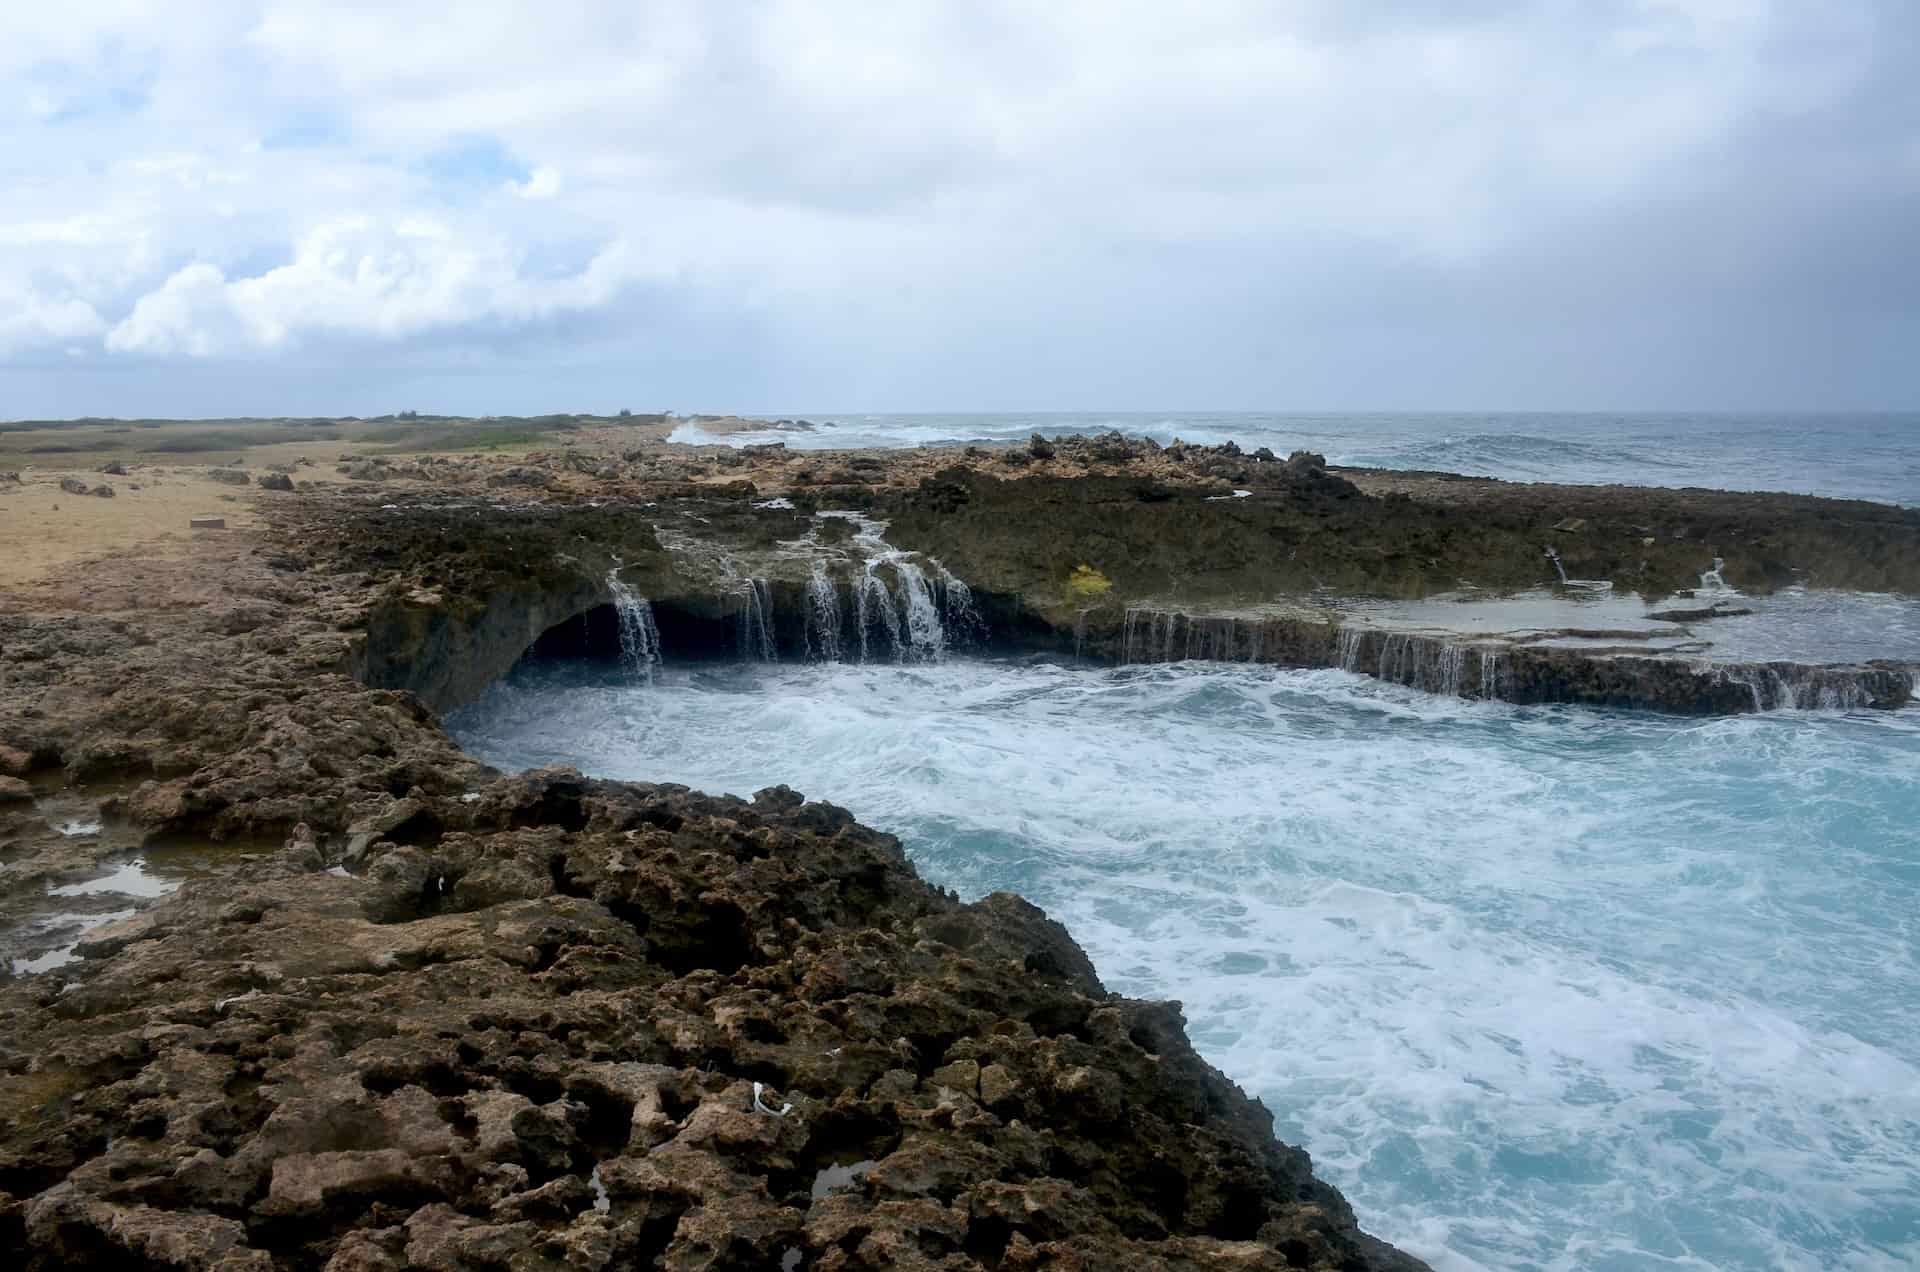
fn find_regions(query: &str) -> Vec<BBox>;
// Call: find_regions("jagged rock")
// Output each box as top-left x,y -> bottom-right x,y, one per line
97,461 -> 127,475
59,477 -> 90,495
91,484 -> 115,498
258,473 -> 294,491
0,775 -> 31,802
1027,433 -> 1055,460
205,468 -> 251,486
1087,431 -> 1144,463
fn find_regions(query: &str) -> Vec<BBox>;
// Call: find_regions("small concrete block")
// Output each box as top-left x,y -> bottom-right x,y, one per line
190,516 -> 227,530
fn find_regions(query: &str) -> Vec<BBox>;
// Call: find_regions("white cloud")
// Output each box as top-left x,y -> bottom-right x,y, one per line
106,216 -> 637,355
0,279 -> 106,353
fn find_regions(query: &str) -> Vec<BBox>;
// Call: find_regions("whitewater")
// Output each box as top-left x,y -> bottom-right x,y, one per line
452,656 -> 1920,1272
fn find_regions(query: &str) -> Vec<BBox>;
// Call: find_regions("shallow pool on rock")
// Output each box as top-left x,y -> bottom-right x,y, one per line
450,658 -> 1920,1271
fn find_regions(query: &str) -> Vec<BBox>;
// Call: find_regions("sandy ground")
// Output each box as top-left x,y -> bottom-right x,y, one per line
0,446 -> 361,591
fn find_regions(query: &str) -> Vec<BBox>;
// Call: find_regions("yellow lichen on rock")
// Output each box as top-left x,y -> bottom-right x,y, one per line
1065,563 -> 1112,602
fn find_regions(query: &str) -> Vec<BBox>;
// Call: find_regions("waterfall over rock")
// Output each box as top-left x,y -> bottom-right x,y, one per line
606,571 -> 662,682
777,512 -> 984,666
805,564 -> 843,662
1108,604 -> 1907,712
1711,662 -> 1893,711
1700,557 -> 1730,593
738,578 -> 778,662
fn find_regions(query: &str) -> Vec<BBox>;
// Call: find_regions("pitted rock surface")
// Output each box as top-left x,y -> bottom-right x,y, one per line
0,774 -> 1423,1270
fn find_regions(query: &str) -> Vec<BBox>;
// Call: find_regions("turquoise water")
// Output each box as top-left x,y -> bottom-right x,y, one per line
668,411 -> 1920,507
451,658 -> 1920,1272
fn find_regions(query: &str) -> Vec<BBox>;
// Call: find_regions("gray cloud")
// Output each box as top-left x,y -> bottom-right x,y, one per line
2,0 -> 1916,416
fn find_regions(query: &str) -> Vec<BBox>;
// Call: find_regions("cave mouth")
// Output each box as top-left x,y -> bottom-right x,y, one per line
518,587 -> 1056,674
526,600 -> 739,665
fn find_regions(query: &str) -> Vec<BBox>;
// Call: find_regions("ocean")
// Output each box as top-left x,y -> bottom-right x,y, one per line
666,411 -> 1920,508
452,661 -> 1920,1272
454,417 -> 1920,1270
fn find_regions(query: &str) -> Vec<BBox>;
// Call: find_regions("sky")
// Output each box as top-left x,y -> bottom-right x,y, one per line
3,0 -> 1917,418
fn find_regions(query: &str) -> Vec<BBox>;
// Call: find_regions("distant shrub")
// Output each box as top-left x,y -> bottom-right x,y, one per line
140,428 -> 290,453
366,417 -> 583,454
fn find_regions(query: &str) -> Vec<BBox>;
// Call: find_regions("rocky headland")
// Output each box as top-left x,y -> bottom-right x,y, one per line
4,426 -> 1919,1269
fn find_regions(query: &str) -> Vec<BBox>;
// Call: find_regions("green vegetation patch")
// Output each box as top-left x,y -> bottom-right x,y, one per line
140,427 -> 308,453
366,416 -> 586,454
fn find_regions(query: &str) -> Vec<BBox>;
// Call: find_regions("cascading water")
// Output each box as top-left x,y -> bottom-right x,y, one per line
1700,557 -> 1731,593
936,567 -> 986,648
1714,662 -> 1884,712
805,564 -> 843,662
1479,648 -> 1506,699
855,569 -> 905,661
1545,545 -> 1570,585
737,578 -> 778,662
771,514 -> 984,665
892,561 -> 946,660
1337,626 -> 1366,672
605,571 -> 662,682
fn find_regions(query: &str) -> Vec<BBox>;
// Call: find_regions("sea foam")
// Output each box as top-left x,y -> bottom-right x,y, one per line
451,658 -> 1920,1270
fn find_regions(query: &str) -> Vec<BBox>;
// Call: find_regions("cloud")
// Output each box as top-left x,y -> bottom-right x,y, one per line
2,1 -> 1917,410
106,216 -> 637,355
0,280 -> 106,353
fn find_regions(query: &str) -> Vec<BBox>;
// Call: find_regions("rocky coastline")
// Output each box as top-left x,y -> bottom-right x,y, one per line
4,428 -> 1919,1269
